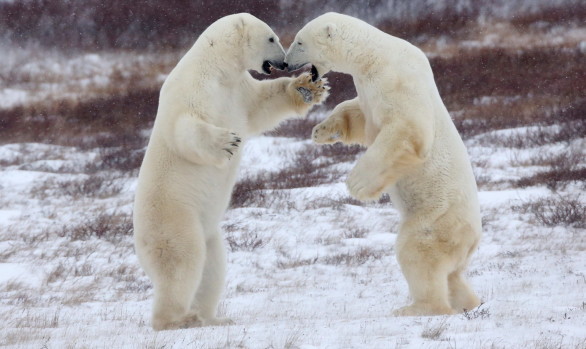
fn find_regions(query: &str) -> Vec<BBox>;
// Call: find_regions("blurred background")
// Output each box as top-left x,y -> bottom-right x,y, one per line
1,0 -> 585,49
1,0 -> 584,147
1,0 -> 584,153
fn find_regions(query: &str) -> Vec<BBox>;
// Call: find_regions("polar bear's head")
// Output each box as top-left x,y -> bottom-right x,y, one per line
286,12 -> 367,81
205,13 -> 287,74
284,12 -> 344,81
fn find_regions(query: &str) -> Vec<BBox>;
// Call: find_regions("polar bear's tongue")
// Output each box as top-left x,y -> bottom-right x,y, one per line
311,65 -> 319,82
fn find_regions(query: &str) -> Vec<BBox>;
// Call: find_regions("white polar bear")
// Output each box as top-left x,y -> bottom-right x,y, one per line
133,13 -> 328,331
286,12 -> 481,316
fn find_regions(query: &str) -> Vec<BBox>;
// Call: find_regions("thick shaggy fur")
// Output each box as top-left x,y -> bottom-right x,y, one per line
286,12 -> 481,316
133,13 -> 328,330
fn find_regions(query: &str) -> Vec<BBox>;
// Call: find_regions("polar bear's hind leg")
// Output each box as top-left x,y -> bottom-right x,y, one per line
394,253 -> 455,316
148,225 -> 206,330
448,271 -> 480,312
191,235 -> 234,326
394,225 -> 455,316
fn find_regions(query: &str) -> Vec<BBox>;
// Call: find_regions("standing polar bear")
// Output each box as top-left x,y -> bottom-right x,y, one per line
133,13 -> 328,331
286,13 -> 481,316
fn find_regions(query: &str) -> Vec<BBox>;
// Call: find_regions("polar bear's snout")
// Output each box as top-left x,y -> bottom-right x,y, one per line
285,62 -> 320,82
285,47 -> 320,81
261,42 -> 287,74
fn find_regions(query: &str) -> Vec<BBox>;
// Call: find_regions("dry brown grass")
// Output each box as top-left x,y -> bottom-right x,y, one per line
513,195 -> 585,229
225,230 -> 269,252
0,88 -> 158,148
420,318 -> 449,340
322,247 -> 385,266
432,45 -> 585,121
0,0 -> 279,49
230,143 -> 364,208
429,47 -> 586,142
30,174 -> 123,200
58,213 -> 133,243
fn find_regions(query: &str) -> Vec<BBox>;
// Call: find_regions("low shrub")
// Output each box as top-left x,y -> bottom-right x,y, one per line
512,195 -> 585,229
59,213 -> 133,242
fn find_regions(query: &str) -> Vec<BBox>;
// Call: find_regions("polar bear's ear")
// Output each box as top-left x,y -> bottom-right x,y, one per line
316,23 -> 337,46
323,23 -> 337,39
234,17 -> 245,34
234,17 -> 250,43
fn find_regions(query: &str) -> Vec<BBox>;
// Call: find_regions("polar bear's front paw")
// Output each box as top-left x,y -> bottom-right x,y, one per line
346,165 -> 385,201
212,130 -> 241,166
222,132 -> 241,159
312,119 -> 343,144
292,73 -> 329,105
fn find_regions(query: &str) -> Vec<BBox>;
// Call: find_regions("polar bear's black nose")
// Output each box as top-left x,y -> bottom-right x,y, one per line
284,62 -> 306,72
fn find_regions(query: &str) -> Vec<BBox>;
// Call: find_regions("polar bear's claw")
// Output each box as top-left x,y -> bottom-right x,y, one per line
218,131 -> 241,161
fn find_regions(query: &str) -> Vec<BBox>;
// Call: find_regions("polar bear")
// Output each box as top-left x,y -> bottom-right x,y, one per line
133,13 -> 328,331
286,12 -> 481,316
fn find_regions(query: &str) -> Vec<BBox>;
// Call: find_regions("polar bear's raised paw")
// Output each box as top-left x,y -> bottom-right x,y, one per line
312,119 -> 343,144
291,73 -> 329,105
346,161 -> 386,201
296,87 -> 313,103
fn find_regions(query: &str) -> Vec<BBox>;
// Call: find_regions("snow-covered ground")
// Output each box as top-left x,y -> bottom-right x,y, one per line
1,123 -> 584,348
0,21 -> 585,347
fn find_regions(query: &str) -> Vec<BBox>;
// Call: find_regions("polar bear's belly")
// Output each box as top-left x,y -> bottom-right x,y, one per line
155,153 -> 241,235
203,161 -> 241,228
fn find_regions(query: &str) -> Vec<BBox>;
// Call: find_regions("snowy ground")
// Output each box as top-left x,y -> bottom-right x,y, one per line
1,121 -> 584,348
1,21 -> 585,348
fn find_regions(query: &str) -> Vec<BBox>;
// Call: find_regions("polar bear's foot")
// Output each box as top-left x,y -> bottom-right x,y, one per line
153,311 -> 203,331
393,303 -> 456,317
312,119 -> 343,144
202,316 -> 235,327
448,272 -> 481,312
291,72 -> 329,105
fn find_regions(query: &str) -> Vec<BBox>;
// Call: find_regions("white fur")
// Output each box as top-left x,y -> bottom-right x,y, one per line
287,12 -> 481,316
133,13 -> 328,331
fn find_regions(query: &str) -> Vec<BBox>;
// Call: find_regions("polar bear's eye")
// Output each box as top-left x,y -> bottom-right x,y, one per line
297,42 -> 302,45
269,37 -> 275,43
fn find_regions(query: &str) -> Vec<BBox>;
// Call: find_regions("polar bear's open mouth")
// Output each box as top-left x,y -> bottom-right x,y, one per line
262,61 -> 273,74
310,65 -> 319,82
262,60 -> 287,74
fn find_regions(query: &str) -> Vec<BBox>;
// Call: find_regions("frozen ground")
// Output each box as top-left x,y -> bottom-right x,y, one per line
0,124 -> 584,348
0,21 -> 585,347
